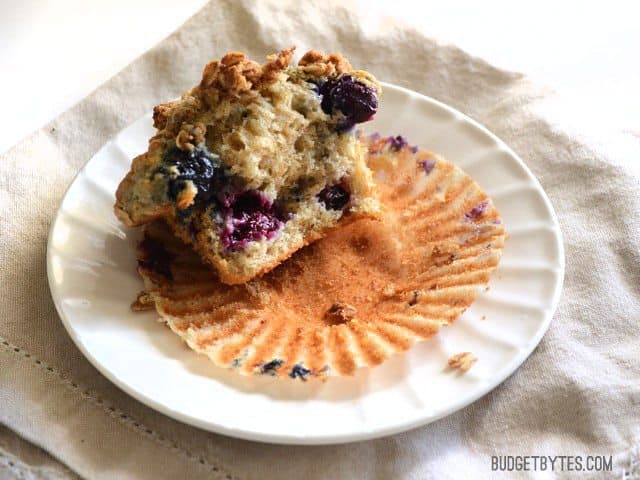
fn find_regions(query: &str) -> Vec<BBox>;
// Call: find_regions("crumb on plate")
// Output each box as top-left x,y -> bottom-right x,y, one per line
448,352 -> 477,372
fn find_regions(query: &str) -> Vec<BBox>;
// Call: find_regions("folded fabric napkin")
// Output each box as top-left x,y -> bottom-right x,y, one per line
1,0 -> 638,478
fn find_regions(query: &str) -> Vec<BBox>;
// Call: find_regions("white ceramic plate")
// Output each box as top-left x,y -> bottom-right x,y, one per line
47,83 -> 564,445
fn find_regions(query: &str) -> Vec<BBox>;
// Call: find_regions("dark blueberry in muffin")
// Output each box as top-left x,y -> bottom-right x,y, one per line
289,364 -> 311,380
319,74 -> 378,125
220,190 -> 289,251
318,184 -> 350,211
160,145 -> 224,204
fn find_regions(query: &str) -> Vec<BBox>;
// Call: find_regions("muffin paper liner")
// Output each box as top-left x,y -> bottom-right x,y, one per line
136,135 -> 506,379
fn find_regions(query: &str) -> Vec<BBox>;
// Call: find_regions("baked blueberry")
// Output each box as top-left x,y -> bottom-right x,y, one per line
319,74 -> 378,127
317,184 -> 350,211
159,145 -> 224,205
220,191 -> 288,252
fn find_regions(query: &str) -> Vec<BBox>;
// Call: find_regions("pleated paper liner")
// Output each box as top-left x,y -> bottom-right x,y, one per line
135,134 -> 506,380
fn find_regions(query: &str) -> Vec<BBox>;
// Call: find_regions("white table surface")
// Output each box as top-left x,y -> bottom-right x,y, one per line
1,0 -> 638,155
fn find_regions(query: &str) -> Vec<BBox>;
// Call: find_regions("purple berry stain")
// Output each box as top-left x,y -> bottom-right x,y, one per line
465,201 -> 489,221
259,359 -> 284,375
319,75 -> 378,129
289,364 -> 311,381
220,190 -> 290,252
387,135 -> 408,151
318,184 -> 350,210
419,159 -> 436,175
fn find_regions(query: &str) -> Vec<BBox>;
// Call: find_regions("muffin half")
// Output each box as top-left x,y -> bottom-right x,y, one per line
114,47 -> 381,284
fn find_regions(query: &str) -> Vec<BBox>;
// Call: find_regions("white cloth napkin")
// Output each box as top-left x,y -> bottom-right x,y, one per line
1,1 -> 639,478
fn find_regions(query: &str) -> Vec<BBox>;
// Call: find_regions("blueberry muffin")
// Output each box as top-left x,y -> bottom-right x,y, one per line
133,134 -> 506,379
115,47 -> 381,284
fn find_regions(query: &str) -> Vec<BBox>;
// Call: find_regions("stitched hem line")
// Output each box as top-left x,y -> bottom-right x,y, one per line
0,448 -> 79,480
0,451 -> 23,480
0,336 -> 240,480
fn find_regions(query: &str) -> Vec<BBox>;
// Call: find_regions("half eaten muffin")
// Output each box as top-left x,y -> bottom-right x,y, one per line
114,47 -> 381,284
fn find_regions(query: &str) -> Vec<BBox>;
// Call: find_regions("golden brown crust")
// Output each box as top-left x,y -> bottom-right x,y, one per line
199,48 -> 293,96
152,95 -> 203,132
261,46 -> 296,83
175,122 -> 206,151
298,50 -> 352,77
148,48 -> 360,153
114,148 -> 173,227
